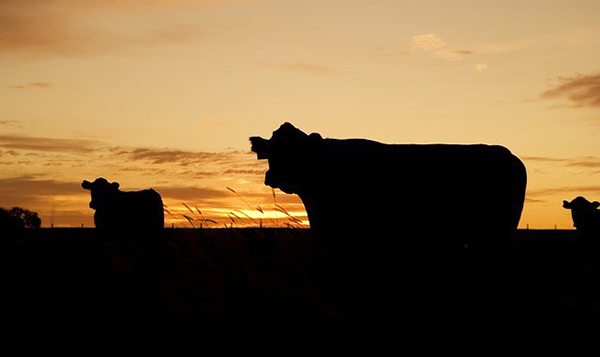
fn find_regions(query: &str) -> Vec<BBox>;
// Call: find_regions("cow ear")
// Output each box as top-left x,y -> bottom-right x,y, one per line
280,122 -> 297,131
110,182 -> 120,190
593,201 -> 600,209
82,180 -> 92,190
563,200 -> 571,209
273,122 -> 307,139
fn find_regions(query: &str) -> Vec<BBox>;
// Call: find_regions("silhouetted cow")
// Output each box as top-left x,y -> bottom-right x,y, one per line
563,197 -> 600,242
82,178 -> 164,235
251,123 -> 527,252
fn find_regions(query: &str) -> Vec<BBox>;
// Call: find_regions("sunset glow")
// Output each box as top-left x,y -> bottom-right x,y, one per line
1,0 -> 600,228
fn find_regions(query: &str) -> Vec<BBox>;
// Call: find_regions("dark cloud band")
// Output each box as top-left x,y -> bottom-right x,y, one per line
542,73 -> 600,108
0,135 -> 100,153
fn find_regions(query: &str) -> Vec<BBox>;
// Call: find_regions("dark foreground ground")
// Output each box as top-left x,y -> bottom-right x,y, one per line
1,228 -> 599,354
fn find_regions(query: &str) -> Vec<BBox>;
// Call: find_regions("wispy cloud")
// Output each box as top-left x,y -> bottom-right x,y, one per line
522,155 -> 600,172
370,46 -> 410,57
521,156 -> 571,163
541,73 -> 600,108
0,150 -> 20,157
0,134 -> 100,153
170,170 -> 220,178
261,62 -> 341,77
474,63 -> 489,74
412,34 -> 446,50
564,158 -> 600,170
412,34 -> 473,62
435,49 -> 473,61
528,186 -> 600,197
525,197 -> 546,204
0,120 -> 21,127
0,0 -> 222,57
10,82 -> 52,89
222,169 -> 264,175
114,148 -> 242,166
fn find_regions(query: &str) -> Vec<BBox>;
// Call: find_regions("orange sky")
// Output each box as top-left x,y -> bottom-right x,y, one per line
1,0 -> 600,228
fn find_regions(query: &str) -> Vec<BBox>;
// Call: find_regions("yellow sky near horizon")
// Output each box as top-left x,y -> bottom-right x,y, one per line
1,0 -> 600,228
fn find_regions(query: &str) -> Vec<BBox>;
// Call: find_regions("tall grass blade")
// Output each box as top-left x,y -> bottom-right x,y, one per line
234,209 -> 257,223
182,214 -> 196,228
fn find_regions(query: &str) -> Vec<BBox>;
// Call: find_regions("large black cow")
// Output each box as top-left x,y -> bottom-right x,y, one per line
251,123 -> 527,252
563,196 -> 600,243
82,178 -> 164,234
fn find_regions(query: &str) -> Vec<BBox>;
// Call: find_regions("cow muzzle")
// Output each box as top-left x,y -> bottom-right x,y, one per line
250,137 -> 271,160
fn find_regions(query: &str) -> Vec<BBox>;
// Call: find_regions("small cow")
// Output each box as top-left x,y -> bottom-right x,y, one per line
82,178 -> 164,234
563,196 -> 600,241
251,123 -> 527,252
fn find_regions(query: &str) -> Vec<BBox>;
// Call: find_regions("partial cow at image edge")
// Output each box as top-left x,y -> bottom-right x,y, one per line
563,196 -> 600,246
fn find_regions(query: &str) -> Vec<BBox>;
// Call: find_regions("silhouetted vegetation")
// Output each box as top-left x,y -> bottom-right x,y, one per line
0,206 -> 41,230
0,228 -> 598,353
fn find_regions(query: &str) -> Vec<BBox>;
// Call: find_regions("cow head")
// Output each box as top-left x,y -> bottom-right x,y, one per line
250,123 -> 322,195
81,178 -> 120,210
563,196 -> 600,229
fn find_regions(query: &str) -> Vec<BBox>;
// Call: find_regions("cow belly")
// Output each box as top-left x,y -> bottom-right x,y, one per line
302,152 -> 520,247
104,196 -> 163,232
311,189 -> 507,236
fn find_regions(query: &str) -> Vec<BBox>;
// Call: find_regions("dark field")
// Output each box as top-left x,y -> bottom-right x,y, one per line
1,228 -> 599,354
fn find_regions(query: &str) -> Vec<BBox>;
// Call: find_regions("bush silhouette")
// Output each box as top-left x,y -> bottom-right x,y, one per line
0,207 -> 42,230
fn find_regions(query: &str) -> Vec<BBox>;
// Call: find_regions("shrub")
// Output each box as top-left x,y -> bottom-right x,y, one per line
0,207 -> 42,229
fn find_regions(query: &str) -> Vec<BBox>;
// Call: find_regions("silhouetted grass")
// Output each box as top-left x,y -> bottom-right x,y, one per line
0,228 -> 597,353
169,187 -> 305,229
